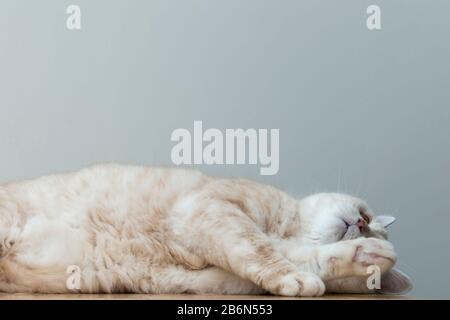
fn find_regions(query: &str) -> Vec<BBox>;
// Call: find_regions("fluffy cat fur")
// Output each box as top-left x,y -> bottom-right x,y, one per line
0,164 -> 412,296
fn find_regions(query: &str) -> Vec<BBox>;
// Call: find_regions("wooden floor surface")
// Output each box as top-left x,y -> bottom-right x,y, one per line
0,293 -> 411,300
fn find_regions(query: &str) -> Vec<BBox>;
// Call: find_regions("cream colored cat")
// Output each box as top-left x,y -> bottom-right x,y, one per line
0,164 -> 411,295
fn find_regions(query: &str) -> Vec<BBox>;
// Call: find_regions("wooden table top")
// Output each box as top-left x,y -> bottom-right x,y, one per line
0,293 -> 412,300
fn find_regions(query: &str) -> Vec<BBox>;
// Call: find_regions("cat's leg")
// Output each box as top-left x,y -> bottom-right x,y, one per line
273,237 -> 396,281
316,237 -> 396,280
171,199 -> 325,297
148,265 -> 265,295
274,238 -> 401,294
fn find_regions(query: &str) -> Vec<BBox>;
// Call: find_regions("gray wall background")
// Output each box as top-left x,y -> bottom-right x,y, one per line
0,0 -> 449,298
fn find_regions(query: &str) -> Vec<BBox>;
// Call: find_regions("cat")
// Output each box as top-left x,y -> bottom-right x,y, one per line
0,163 -> 412,295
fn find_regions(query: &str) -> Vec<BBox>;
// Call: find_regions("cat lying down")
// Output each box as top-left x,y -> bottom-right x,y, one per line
0,164 -> 412,296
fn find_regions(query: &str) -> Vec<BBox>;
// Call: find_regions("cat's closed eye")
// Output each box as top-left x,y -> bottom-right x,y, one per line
359,209 -> 371,224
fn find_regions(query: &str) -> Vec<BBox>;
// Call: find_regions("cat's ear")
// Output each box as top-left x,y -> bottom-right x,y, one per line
376,215 -> 396,228
380,268 -> 413,295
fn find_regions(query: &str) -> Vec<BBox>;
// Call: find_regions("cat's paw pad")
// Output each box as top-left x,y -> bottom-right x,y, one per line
272,272 -> 325,297
352,238 -> 396,273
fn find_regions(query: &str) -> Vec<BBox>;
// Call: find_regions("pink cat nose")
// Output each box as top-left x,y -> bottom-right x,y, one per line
356,218 -> 367,231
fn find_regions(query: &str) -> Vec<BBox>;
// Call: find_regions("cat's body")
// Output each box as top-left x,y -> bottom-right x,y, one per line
0,164 -> 411,295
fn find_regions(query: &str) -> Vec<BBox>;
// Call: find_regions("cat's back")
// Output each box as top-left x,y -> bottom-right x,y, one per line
3,163 -> 211,220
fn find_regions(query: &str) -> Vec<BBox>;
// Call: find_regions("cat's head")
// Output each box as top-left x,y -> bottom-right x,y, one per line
299,193 -> 396,244
299,193 -> 412,295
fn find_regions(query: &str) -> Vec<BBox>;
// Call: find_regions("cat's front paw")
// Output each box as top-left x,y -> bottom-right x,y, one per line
351,238 -> 397,274
267,272 -> 325,297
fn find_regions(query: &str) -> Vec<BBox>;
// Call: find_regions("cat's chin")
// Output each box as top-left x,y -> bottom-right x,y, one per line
379,268 -> 413,295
